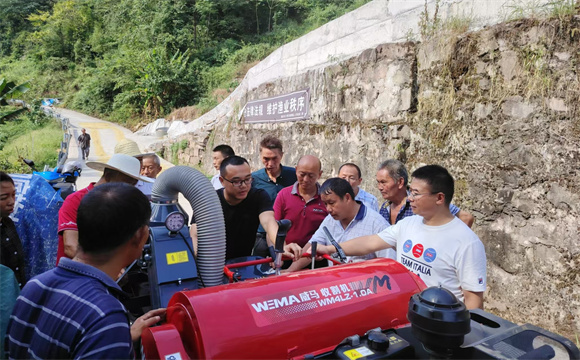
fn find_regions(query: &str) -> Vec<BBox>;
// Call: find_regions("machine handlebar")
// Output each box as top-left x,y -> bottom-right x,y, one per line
224,251 -> 342,272
275,219 -> 292,252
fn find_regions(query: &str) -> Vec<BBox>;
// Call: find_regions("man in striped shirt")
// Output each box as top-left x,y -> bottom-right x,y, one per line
377,159 -> 474,227
6,183 -> 165,359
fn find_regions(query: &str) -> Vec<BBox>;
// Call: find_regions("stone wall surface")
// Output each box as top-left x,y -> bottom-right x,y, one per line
149,5 -> 580,339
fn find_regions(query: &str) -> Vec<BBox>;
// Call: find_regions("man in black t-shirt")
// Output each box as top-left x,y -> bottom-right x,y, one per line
190,156 -> 301,261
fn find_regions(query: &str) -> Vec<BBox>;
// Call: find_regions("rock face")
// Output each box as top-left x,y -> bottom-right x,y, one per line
159,16 -> 580,338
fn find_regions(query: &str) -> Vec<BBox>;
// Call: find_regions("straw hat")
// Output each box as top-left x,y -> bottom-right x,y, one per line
86,154 -> 154,183
114,139 -> 155,158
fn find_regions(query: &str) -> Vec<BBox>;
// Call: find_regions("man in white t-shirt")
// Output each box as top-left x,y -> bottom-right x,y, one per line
315,165 -> 486,310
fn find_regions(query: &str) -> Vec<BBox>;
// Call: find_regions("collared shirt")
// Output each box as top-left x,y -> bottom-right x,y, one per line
210,172 -> 223,190
253,165 -> 297,234
6,258 -> 134,359
57,183 -> 95,265
135,179 -> 154,197
310,203 -> 393,263
0,217 -> 26,288
379,192 -> 460,225
355,188 -> 379,211
273,182 -> 328,247
251,165 -> 297,202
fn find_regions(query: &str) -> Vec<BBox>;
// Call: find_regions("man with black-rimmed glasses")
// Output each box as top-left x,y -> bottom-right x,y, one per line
189,156 -> 301,261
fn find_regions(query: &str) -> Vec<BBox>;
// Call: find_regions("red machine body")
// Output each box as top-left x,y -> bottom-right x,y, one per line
142,258 -> 426,359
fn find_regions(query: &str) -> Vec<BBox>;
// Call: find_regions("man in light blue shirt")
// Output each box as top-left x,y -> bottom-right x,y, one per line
287,178 -> 392,271
210,145 -> 235,190
338,163 -> 379,211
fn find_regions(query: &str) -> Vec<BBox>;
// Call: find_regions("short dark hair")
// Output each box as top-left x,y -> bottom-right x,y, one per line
378,159 -> 408,186
338,163 -> 361,178
259,135 -> 283,153
220,155 -> 249,177
320,177 -> 355,200
0,171 -> 14,185
411,165 -> 454,205
77,183 -> 151,255
213,144 -> 235,158
103,168 -> 138,186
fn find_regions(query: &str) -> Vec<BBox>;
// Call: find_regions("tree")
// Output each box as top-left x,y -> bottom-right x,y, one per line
134,48 -> 202,119
0,0 -> 55,55
26,0 -> 94,61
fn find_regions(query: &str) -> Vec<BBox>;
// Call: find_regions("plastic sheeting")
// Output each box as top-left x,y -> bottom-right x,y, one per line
9,174 -> 61,280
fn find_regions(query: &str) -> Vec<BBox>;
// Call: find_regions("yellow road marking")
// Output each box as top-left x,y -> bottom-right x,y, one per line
80,122 -> 126,161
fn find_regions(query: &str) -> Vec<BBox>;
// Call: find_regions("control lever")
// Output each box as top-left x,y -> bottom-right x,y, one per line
310,241 -> 317,270
323,227 -> 347,263
274,219 -> 292,275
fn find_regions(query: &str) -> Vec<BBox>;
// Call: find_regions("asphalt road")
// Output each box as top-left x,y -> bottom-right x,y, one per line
53,108 -> 194,218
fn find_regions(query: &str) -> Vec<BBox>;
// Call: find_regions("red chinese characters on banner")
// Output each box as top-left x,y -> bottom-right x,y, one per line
247,274 -> 400,327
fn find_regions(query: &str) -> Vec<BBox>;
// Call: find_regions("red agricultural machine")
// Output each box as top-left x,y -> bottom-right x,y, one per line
118,167 -> 579,360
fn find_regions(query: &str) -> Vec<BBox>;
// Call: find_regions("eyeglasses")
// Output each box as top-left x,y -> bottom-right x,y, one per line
408,191 -> 436,199
222,176 -> 253,187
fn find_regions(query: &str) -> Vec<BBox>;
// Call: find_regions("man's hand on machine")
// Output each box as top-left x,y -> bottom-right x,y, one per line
130,308 -> 167,342
282,242 -> 303,261
306,244 -> 336,259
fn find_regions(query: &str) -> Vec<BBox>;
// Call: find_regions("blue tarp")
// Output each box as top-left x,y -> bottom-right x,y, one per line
41,98 -> 56,107
9,174 -> 62,280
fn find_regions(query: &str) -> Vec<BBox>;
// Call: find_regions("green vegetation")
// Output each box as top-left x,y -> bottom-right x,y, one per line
170,139 -> 189,164
0,104 -> 62,173
0,78 -> 30,123
0,0 -> 370,128
418,0 -> 474,40
504,0 -> 578,21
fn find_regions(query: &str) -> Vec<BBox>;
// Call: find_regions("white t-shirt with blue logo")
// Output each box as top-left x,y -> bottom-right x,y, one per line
376,215 -> 486,302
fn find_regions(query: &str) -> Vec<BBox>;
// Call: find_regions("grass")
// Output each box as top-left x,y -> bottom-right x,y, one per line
170,139 -> 189,165
0,119 -> 62,173
518,44 -> 554,100
418,0 -> 475,41
504,0 -> 578,21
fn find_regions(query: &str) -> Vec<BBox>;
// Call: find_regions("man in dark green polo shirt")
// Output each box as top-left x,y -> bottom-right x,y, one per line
251,135 -> 297,256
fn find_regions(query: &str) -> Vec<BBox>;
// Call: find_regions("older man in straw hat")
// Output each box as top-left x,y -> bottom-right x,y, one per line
56,154 -> 153,265
114,139 -> 161,198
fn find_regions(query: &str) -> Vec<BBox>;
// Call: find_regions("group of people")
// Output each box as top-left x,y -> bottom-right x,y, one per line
201,135 -> 485,310
0,133 -> 487,359
1,138 -> 165,359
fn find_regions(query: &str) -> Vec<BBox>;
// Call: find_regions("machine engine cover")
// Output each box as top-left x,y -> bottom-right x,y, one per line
143,258 -> 426,359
